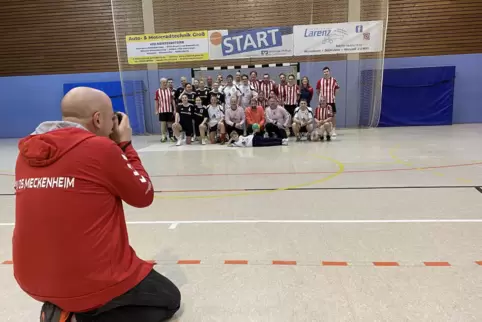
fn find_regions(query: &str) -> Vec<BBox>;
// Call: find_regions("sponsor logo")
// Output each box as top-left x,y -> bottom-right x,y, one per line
356,25 -> 363,33
363,32 -> 371,40
221,28 -> 283,56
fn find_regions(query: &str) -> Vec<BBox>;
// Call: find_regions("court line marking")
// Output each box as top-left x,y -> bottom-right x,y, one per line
388,146 -> 474,183
1,161 -> 481,178
475,187 -> 482,194
2,219 -> 482,227
153,154 -> 345,200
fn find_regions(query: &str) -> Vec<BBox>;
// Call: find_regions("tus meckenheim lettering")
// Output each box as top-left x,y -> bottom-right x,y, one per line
15,177 -> 75,190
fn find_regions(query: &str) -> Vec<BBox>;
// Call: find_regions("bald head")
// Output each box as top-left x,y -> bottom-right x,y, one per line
61,87 -> 114,137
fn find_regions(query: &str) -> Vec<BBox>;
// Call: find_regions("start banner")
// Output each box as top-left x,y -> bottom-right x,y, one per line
293,21 -> 384,56
208,27 -> 294,60
125,31 -> 209,64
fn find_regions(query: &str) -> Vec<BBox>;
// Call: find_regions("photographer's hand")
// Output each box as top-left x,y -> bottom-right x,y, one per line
110,112 -> 132,144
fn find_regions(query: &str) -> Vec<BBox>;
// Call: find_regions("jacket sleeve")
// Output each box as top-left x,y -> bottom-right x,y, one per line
245,109 -> 254,125
99,140 -> 154,208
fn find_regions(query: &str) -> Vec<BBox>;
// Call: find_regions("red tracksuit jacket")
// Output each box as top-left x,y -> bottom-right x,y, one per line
13,125 -> 154,312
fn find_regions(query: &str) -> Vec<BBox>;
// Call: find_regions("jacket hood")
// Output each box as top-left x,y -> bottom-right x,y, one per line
18,121 -> 95,167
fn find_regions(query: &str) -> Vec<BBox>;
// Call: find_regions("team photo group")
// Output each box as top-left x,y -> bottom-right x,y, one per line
155,66 -> 340,147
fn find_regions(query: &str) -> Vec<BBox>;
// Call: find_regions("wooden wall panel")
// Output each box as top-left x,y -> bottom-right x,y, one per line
386,0 -> 482,57
0,0 -> 481,76
0,0 -> 118,76
148,0 -> 349,69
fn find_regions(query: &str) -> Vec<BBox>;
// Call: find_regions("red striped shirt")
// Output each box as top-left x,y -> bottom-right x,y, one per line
155,88 -> 173,113
249,80 -> 260,92
280,84 -> 300,105
259,81 -> 276,99
315,105 -> 333,121
316,77 -> 339,103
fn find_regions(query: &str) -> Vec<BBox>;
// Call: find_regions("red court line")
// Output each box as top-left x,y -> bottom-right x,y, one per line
322,261 -> 348,266
424,262 -> 451,267
224,260 -> 249,265
177,260 -> 201,265
475,261 -> 482,266
272,260 -> 297,266
1,260 -> 13,265
373,262 -> 400,267
1,161 -> 481,178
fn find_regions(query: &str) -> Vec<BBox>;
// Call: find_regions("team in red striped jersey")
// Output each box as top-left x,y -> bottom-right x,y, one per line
155,78 -> 175,142
156,66 -> 339,145
316,66 -> 340,136
314,98 -> 334,141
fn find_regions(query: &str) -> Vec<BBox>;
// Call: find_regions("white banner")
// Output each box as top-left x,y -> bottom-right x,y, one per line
125,31 -> 209,64
293,21 -> 384,56
208,27 -> 294,60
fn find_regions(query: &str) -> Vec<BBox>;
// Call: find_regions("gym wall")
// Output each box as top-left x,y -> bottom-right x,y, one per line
0,0 -> 481,137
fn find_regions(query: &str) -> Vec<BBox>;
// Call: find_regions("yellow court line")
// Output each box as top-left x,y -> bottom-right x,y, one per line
154,155 -> 345,200
388,146 -> 473,183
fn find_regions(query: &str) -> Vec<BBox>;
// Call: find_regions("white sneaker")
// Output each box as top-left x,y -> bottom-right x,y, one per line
282,138 -> 289,145
176,138 -> 182,146
201,139 -> 207,145
331,129 -> 337,137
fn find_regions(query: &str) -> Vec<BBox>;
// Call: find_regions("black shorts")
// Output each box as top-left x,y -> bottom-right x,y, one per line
225,124 -> 243,136
284,105 -> 297,118
300,126 -> 308,133
209,124 -> 218,132
158,112 -> 174,122
329,103 -> 337,114
194,120 -> 206,136
180,120 -> 193,137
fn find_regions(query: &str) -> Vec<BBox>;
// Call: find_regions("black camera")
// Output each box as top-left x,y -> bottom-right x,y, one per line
116,112 -> 123,124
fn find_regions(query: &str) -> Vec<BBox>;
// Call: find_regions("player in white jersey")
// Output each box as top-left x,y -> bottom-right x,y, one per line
292,99 -> 314,141
221,75 -> 240,109
207,95 -> 226,144
238,74 -> 258,109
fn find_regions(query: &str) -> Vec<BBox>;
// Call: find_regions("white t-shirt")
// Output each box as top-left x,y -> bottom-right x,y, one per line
208,105 -> 224,127
238,84 -> 257,108
232,134 -> 254,147
294,108 -> 313,124
222,85 -> 240,109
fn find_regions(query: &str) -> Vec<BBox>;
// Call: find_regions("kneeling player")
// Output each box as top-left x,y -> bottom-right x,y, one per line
173,94 -> 194,146
292,99 -> 314,141
313,100 -> 334,141
228,125 -> 288,147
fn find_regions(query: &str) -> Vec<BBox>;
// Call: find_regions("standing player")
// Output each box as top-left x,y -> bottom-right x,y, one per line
193,96 -> 209,145
249,71 -> 260,92
259,73 -> 276,100
206,76 -> 213,89
173,94 -> 194,146
179,83 -> 197,105
207,95 -> 226,144
313,99 -> 334,141
222,75 -> 240,109
238,74 -> 257,109
155,78 -> 175,143
299,76 -> 314,107
174,76 -> 188,101
196,80 -> 210,106
167,78 -> 174,91
192,79 -> 199,90
277,73 -> 288,106
316,67 -> 340,136
210,82 -> 225,107
234,71 -> 242,86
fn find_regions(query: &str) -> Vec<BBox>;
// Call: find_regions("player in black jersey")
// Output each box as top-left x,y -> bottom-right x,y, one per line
210,82 -> 226,107
196,80 -> 211,106
192,96 -> 209,145
173,94 -> 195,146
174,76 -> 187,101
178,83 -> 197,105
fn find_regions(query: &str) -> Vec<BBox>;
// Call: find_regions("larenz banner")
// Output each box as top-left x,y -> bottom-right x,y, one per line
293,21 -> 384,56
208,27 -> 294,59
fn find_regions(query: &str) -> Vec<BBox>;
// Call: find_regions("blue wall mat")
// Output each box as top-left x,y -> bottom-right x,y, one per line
63,81 -> 146,134
380,66 -> 456,127
384,54 -> 482,124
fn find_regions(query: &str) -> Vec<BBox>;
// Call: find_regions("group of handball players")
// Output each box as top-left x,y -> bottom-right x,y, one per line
154,66 -> 340,147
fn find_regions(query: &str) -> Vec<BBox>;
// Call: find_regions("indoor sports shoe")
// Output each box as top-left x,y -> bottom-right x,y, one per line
326,135 -> 331,141
161,136 -> 167,143
176,138 -> 182,146
201,138 -> 207,145
282,138 -> 289,145
169,137 -> 176,142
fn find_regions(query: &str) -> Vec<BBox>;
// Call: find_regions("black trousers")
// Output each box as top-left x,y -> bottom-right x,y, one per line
252,134 -> 283,147
265,123 -> 287,139
225,124 -> 243,136
41,269 -> 181,322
